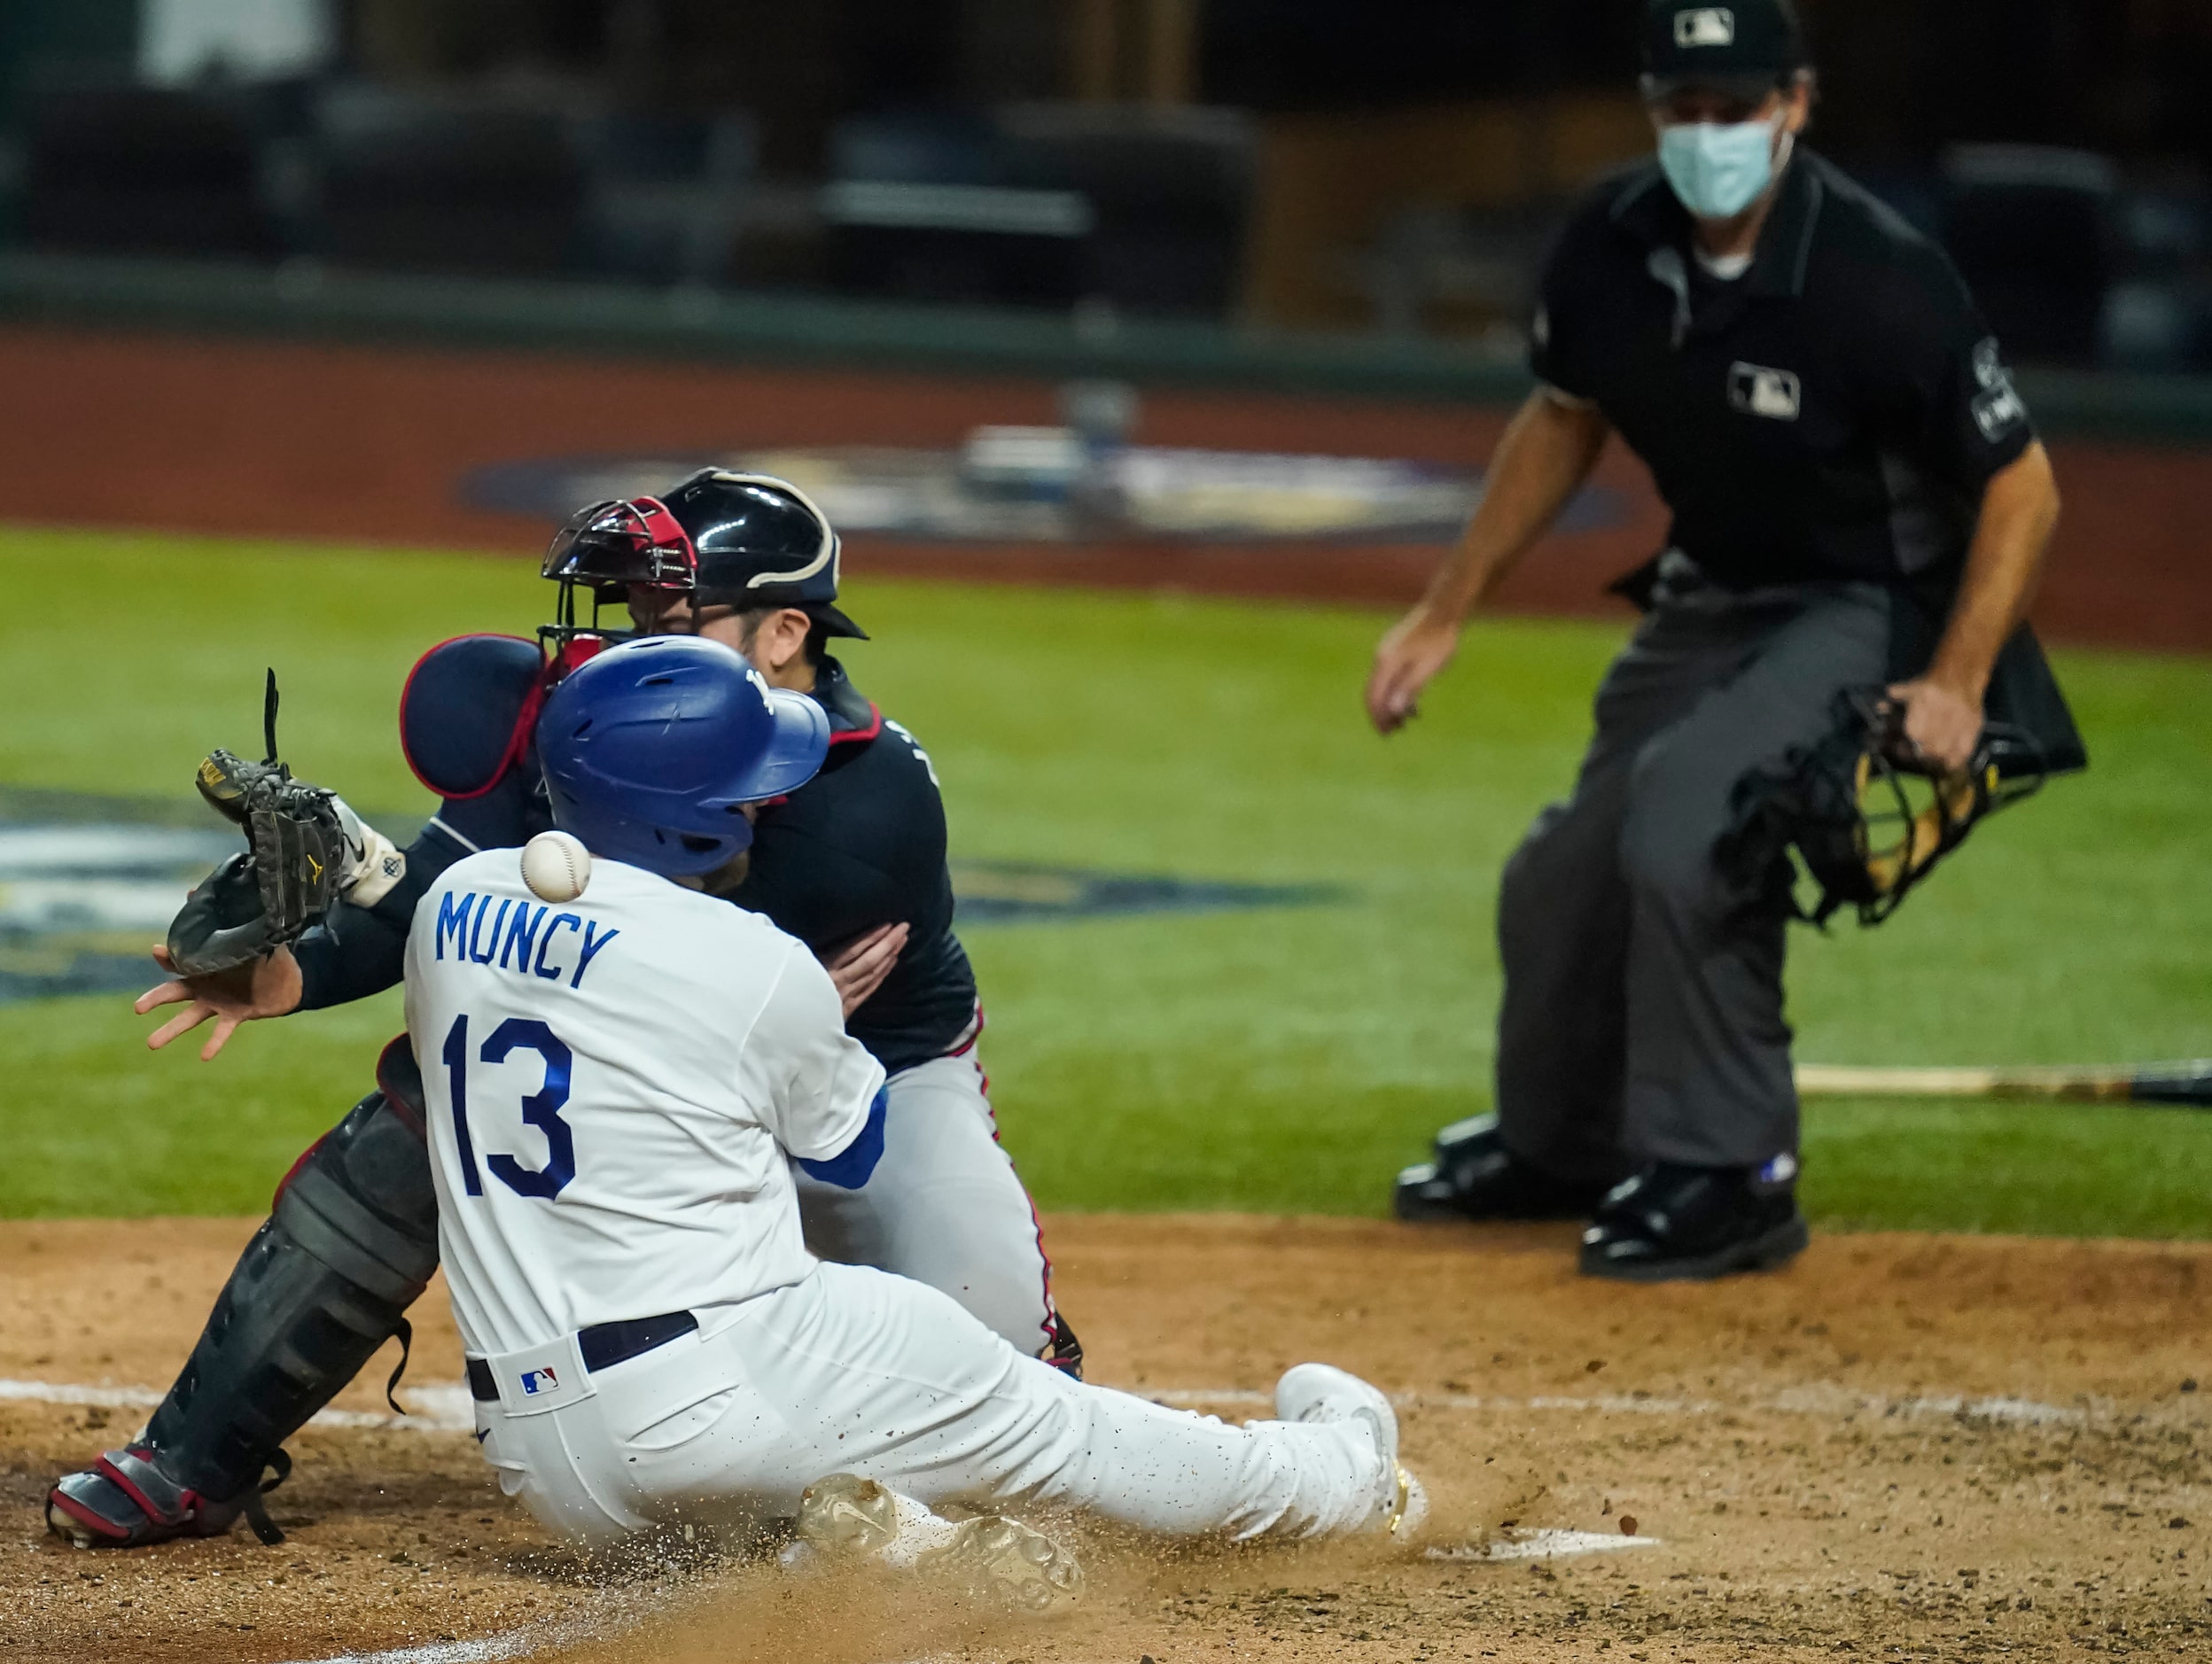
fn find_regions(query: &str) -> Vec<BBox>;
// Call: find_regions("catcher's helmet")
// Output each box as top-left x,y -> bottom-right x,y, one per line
1717,687 -> 2045,928
536,635 -> 830,877
541,469 -> 865,646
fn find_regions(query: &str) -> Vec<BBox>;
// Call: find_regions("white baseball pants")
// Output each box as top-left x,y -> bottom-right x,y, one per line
794,1048 -> 1060,1357
470,1262 -> 1390,1551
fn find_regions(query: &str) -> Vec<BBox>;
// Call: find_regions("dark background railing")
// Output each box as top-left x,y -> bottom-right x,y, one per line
4,0 -> 2212,385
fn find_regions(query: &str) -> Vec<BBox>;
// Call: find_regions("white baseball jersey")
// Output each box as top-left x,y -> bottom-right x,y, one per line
403,848 -> 885,1359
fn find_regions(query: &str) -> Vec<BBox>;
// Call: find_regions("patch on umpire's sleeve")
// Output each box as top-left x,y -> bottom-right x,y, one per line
1970,338 -> 2029,440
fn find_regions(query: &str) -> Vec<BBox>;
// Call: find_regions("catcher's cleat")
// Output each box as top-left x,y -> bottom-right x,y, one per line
1273,1363 -> 1429,1540
1578,1160 -> 1809,1283
794,1473 -> 1084,1613
1041,1313 -> 1085,1379
45,1445 -> 287,1551
1393,1115 -> 1614,1223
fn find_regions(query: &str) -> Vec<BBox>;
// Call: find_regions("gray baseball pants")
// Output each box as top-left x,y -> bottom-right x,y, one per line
1494,566 -> 1893,1180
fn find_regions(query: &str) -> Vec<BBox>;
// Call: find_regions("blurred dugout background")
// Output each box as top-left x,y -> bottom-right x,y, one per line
3,0 -> 2211,372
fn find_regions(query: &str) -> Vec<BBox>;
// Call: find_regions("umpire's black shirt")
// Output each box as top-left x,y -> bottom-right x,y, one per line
1533,149 -> 2035,591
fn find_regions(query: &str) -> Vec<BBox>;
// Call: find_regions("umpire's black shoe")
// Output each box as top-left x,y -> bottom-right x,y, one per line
1578,1160 -> 1809,1283
1394,1114 -> 1615,1222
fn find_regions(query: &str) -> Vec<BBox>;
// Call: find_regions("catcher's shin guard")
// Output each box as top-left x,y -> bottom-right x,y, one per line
46,1038 -> 440,1550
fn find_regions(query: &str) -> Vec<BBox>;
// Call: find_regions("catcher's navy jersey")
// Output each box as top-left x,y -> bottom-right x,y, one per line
293,641 -> 979,1074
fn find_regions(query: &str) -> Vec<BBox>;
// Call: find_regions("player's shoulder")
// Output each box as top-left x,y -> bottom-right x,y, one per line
1803,152 -> 1936,253
1561,159 -> 1671,252
407,845 -> 515,936
611,860 -> 804,953
401,634 -> 546,799
424,844 -> 513,892
802,663 -> 943,805
1803,153 -> 1968,299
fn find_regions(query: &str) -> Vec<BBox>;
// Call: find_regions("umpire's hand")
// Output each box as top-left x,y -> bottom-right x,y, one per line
1367,606 -> 1463,735
1885,676 -> 1985,774
136,944 -> 304,1061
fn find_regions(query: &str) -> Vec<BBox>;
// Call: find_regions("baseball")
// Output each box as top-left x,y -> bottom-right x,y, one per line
520,830 -> 591,902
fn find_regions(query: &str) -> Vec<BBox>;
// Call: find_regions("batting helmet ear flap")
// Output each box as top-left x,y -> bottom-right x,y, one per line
1715,687 -> 2046,929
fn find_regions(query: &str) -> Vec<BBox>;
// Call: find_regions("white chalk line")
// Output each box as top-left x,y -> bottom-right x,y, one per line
276,1630 -> 541,1664
2,1373 -> 2130,1450
1429,1527 -> 1663,1563
0,1377 -> 479,1434
1141,1383 -> 2099,1428
0,1375 -> 2111,1441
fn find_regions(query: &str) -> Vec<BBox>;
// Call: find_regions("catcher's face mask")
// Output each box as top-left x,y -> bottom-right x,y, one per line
540,495 -> 699,649
1717,688 -> 2046,928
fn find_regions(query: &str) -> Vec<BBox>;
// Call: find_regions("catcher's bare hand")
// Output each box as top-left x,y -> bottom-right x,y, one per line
821,922 -> 907,1019
1366,606 -> 1462,735
1886,677 -> 1984,774
136,943 -> 303,1061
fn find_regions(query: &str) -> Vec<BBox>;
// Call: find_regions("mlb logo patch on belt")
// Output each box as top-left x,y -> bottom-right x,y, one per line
486,1333 -> 594,1416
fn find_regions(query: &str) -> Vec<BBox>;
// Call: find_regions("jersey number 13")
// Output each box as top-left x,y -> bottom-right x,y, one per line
440,1014 -> 575,1201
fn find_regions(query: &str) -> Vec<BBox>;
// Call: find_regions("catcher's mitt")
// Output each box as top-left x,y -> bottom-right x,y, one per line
166,676 -> 353,976
1716,687 -> 2046,929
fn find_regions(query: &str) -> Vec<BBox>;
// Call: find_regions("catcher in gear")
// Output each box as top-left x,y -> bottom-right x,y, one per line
47,472 -> 1078,1551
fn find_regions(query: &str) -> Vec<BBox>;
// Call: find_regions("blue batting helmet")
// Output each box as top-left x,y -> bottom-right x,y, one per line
536,636 -> 830,877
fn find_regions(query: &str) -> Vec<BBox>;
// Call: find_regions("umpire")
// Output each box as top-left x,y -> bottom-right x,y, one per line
1368,0 -> 2076,1280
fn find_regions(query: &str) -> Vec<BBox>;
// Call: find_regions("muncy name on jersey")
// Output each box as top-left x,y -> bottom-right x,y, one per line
433,890 -> 621,990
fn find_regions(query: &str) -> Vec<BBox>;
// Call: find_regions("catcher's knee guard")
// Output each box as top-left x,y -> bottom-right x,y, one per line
47,1038 -> 439,1550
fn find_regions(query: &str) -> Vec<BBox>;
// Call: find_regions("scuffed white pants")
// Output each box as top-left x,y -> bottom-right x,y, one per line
795,1048 -> 1058,1357
471,1262 -> 1390,1551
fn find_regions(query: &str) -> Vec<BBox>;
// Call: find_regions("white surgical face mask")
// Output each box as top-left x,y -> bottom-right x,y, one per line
1658,115 -> 1791,222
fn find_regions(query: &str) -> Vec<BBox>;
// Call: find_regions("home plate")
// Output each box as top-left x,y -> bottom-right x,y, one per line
1427,1528 -> 1662,1563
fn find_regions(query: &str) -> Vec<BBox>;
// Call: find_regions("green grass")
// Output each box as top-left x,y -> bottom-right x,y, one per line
4,524 -> 2209,1233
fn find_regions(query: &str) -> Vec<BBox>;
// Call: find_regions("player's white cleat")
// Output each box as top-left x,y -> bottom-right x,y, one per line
793,1473 -> 1085,1613
1273,1362 -> 1429,1541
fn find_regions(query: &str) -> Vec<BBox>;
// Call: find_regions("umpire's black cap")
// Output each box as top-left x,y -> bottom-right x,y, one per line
1640,0 -> 1808,99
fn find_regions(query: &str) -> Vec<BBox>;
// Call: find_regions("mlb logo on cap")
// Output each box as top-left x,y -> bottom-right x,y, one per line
1675,7 -> 1736,46
518,1365 -> 560,1396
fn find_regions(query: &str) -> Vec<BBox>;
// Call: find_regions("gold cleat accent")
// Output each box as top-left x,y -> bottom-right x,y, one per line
1385,1463 -> 1429,1541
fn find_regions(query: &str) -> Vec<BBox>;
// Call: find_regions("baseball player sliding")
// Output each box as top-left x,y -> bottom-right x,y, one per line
419,635 -> 1422,1585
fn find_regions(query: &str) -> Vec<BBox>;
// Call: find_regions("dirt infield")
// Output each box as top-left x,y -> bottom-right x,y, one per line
3,1215 -> 2207,1663
0,325 -> 2207,650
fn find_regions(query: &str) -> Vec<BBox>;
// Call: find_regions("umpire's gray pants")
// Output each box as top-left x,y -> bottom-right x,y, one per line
1495,569 -> 1891,1179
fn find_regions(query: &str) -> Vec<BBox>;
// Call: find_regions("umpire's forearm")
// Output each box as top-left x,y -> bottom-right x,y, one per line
1418,390 -> 1611,624
1928,441 -> 2061,702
